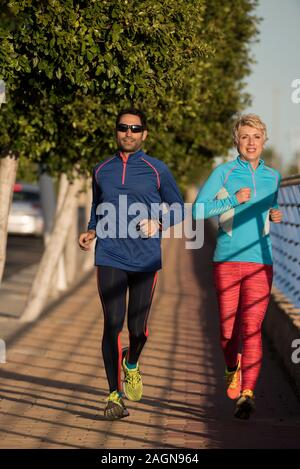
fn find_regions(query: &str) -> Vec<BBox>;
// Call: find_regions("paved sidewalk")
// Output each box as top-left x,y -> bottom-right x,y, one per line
0,224 -> 300,448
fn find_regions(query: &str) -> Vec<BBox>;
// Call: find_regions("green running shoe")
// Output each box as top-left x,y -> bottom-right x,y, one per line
122,348 -> 143,402
104,390 -> 129,420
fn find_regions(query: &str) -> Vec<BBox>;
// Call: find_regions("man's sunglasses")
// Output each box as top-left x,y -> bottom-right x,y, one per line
116,123 -> 144,133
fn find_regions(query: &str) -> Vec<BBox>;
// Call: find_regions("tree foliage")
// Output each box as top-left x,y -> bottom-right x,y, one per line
0,0 -> 259,187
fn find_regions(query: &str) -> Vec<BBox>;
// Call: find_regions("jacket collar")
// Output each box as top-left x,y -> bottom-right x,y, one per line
117,149 -> 145,162
236,154 -> 264,170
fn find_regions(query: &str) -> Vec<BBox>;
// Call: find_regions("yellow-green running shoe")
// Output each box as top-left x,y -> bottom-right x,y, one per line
122,348 -> 143,402
104,390 -> 129,420
225,353 -> 242,400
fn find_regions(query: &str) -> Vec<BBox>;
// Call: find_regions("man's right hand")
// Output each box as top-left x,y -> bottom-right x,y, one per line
78,230 -> 96,251
235,187 -> 251,204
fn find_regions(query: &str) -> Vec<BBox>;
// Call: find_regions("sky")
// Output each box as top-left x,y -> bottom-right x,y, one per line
244,0 -> 300,168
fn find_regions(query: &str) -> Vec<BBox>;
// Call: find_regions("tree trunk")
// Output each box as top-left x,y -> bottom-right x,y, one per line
0,152 -> 19,284
83,181 -> 95,272
64,197 -> 78,285
20,177 -> 82,323
51,174 -> 69,293
39,168 -> 56,240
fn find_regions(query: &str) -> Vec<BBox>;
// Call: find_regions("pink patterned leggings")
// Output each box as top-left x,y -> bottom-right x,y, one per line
213,261 -> 273,391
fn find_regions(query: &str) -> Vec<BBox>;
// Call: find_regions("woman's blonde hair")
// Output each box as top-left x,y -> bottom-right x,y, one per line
232,114 -> 268,147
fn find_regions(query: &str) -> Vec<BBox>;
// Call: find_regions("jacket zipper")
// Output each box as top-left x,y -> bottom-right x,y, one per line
120,153 -> 129,185
251,171 -> 256,197
248,166 -> 257,197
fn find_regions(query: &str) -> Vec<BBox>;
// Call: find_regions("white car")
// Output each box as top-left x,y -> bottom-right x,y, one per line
8,183 -> 44,236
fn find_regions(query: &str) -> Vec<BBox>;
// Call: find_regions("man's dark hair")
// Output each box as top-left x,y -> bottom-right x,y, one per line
116,108 -> 147,129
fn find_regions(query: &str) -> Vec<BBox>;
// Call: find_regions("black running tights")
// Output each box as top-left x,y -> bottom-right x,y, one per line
97,265 -> 158,393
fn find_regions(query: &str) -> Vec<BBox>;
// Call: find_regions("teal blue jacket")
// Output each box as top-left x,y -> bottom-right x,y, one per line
192,156 -> 281,265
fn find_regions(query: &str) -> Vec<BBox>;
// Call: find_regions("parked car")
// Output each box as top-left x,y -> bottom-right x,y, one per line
8,183 -> 44,236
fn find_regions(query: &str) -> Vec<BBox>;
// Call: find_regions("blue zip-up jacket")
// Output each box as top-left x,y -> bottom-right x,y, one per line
88,149 -> 184,271
192,155 -> 281,265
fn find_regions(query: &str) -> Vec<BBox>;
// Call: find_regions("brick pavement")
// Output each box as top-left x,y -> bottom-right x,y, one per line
0,224 -> 300,448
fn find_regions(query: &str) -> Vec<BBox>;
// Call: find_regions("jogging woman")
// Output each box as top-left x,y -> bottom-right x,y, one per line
193,114 -> 282,419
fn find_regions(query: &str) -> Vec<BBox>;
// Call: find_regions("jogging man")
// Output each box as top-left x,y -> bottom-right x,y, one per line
79,108 -> 184,420
193,114 -> 282,420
